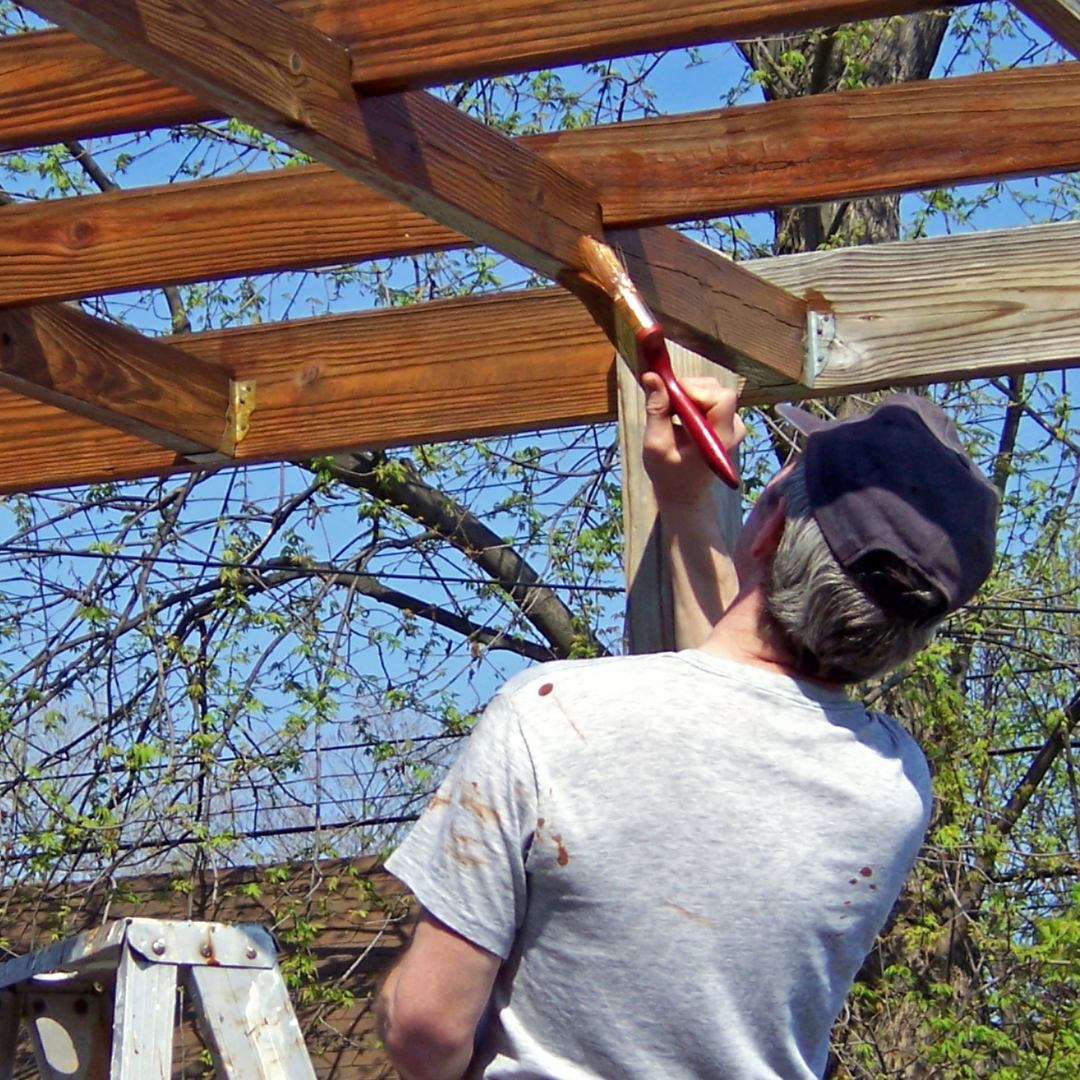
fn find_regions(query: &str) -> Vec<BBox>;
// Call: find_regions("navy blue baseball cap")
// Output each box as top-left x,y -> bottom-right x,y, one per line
775,394 -> 999,614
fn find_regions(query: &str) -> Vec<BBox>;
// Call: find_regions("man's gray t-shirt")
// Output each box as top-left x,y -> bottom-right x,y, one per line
386,650 -> 932,1080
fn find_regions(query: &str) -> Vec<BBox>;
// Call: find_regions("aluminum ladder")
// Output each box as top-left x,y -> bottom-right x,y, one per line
0,918 -> 318,1080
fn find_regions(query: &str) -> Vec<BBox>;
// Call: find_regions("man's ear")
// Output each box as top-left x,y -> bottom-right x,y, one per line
749,496 -> 786,561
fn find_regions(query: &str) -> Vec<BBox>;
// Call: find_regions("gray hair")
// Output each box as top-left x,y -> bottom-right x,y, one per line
763,462 -> 948,684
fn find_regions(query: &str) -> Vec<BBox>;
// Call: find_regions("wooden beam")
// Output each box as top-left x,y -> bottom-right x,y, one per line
559,227 -> 807,402
14,1 -> 814,390
6,61 -> 1080,308
748,220 -> 1080,395
0,289 -> 619,494
1015,1 -> 1080,57
2,220 -> 1079,495
562,233 -> 806,394
0,168 -> 466,308
0,303 -> 249,455
532,60 -> 1080,228
0,0 -> 947,150
607,227 -> 807,388
23,0 -> 603,284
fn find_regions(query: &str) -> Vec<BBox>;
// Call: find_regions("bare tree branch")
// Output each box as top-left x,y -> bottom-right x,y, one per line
314,452 -> 606,660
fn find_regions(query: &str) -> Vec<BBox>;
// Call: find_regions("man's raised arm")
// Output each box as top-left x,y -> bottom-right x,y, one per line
641,373 -> 745,650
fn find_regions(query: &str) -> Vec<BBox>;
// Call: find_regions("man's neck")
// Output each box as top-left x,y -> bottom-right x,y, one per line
696,588 -> 846,691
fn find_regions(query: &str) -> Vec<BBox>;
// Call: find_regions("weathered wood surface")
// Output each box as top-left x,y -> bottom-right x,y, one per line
2,221 -> 1079,494
0,168 -> 464,308
0,303 -> 238,454
9,2 -> 810,388
24,0 -> 603,283
0,290 -> 618,494
0,0 -> 945,149
6,60 -> 1080,307
751,219 -> 1080,393
1016,1 -> 1080,57
609,228 -> 806,388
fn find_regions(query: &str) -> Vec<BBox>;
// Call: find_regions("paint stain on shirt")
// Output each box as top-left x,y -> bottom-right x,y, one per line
459,780 -> 500,824
662,900 -> 714,927
447,825 -> 485,868
551,832 -> 570,866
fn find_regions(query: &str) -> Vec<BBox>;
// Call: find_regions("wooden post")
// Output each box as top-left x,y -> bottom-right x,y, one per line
620,343 -> 741,655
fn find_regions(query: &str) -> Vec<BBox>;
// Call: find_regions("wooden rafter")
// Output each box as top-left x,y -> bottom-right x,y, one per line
19,0 -> 811,391
1016,1 -> 1080,57
604,228 -> 807,388
24,0 -> 603,282
6,59 -> 1080,308
1,221 -> 1078,495
0,303 -> 252,456
1,0 -> 948,150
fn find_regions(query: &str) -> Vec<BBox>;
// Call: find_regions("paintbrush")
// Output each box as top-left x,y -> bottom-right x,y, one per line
576,237 -> 739,489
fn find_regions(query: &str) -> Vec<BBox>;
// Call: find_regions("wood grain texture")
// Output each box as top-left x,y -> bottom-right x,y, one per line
528,60 -> 1080,226
24,0 -> 603,281
4,220 -> 1080,494
561,229 -> 807,387
0,304 -> 235,454
0,289 -> 618,495
0,168 -> 465,308
1016,1 -> 1080,57
749,220 -> 1080,394
0,1 -> 943,149
608,227 -> 807,386
7,60 -> 1080,308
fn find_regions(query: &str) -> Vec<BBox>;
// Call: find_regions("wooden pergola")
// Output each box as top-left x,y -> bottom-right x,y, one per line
2,2 -> 1080,528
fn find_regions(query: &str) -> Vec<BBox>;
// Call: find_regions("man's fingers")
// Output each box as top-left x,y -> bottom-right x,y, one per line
730,411 -> 748,447
642,371 -> 670,417
678,376 -> 731,411
677,378 -> 745,452
643,371 -> 744,475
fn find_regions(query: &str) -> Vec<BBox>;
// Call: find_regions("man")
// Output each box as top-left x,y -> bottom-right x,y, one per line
376,375 -> 999,1080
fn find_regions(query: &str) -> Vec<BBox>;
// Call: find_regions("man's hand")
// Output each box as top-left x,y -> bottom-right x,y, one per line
642,372 -> 746,506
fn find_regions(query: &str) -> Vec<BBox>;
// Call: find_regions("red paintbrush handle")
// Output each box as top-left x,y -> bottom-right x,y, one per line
638,327 -> 739,489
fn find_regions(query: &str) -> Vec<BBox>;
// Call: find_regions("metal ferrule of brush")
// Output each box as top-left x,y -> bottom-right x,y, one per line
611,288 -> 659,338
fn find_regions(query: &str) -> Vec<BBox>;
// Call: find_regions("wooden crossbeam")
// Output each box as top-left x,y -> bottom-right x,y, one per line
1,0 -> 947,150
18,0 -> 810,391
606,228 -> 807,387
0,290 -> 620,494
24,0 -> 603,282
1,221 -> 1078,495
1016,1 -> 1080,57
751,219 -> 1080,395
6,59 -> 1080,309
0,303 -> 251,456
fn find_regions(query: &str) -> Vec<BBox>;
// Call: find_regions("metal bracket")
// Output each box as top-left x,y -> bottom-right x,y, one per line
804,310 -> 836,388
218,379 -> 257,457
